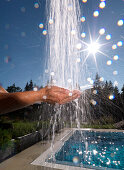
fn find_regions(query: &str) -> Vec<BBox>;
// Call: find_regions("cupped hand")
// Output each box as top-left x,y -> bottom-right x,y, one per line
40,86 -> 81,104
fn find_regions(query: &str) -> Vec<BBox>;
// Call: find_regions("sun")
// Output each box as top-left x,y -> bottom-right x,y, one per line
87,42 -> 100,55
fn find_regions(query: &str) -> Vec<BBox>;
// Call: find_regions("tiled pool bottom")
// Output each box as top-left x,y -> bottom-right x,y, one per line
32,129 -> 124,170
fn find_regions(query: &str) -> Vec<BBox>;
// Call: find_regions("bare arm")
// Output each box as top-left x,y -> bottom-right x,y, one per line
0,86 -> 81,115
0,90 -> 44,115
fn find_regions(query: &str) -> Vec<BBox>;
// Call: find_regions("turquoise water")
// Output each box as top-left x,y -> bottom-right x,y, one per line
48,130 -> 124,169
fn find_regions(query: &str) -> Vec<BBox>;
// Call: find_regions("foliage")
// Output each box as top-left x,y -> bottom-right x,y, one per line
12,121 -> 49,138
6,83 -> 22,93
0,129 -> 12,150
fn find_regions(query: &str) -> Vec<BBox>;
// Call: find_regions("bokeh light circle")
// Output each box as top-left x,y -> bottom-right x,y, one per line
117,19 -> 123,26
112,44 -> 117,50
39,23 -> 44,29
93,10 -> 99,17
113,55 -> 119,60
107,60 -> 112,65
99,2 -> 106,9
117,41 -> 123,47
99,28 -> 105,35
34,3 -> 39,8
106,34 -> 111,40
82,0 -> 87,3
109,95 -> 115,100
42,29 -> 47,35
81,16 -> 86,22
81,32 -> 86,38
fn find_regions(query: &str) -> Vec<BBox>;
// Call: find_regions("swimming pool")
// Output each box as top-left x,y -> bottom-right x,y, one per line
32,129 -> 124,170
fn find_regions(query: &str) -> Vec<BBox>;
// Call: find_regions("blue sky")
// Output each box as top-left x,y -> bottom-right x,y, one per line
0,0 -> 124,90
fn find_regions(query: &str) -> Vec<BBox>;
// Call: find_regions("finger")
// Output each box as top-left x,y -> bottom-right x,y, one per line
49,86 -> 70,94
59,93 -> 80,105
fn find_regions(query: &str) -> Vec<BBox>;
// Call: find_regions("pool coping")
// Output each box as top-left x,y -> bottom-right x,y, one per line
31,128 -> 124,170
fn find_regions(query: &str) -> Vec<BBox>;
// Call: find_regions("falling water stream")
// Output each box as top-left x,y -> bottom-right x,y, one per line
45,0 -> 81,88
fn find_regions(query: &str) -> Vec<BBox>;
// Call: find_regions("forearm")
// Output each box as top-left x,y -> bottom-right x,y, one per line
0,90 -> 44,115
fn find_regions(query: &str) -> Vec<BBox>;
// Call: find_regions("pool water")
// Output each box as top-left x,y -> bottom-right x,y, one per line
47,130 -> 124,169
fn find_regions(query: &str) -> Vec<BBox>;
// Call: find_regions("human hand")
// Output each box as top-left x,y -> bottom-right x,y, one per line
40,86 -> 81,104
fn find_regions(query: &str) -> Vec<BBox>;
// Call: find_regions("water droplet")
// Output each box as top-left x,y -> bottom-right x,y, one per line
87,77 -> 91,82
33,87 -> 38,91
68,79 -> 72,83
93,10 -> 99,17
117,19 -> 123,26
50,72 -> 54,76
43,96 -> 47,99
71,29 -> 76,35
76,43 -> 82,50
69,93 -> 72,96
45,69 -> 49,73
90,80 -> 94,84
99,28 -> 105,35
21,32 -> 26,37
68,4 -> 73,11
76,58 -> 81,63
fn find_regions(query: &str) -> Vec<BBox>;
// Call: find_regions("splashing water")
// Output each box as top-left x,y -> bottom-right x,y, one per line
45,0 -> 81,88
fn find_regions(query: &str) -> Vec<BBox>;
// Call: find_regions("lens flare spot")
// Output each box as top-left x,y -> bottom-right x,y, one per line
81,32 -> 86,38
39,23 -> 44,29
99,77 -> 104,81
113,70 -> 118,75
34,2 -> 39,8
93,10 -> 99,17
73,156 -> 79,164
4,56 -> 11,63
99,28 -> 105,35
20,7 -> 26,13
82,0 -> 87,3
42,29 -> 47,35
106,34 -> 111,40
109,95 -> 115,100
81,16 -> 86,22
112,44 -> 117,50
117,19 -> 123,26
117,41 -> 123,47
93,90 -> 98,94
99,2 -> 106,9
113,55 -> 119,60
107,60 -> 112,65
49,19 -> 53,24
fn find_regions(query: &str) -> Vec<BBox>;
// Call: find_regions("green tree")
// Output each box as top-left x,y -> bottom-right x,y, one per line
6,83 -> 22,93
